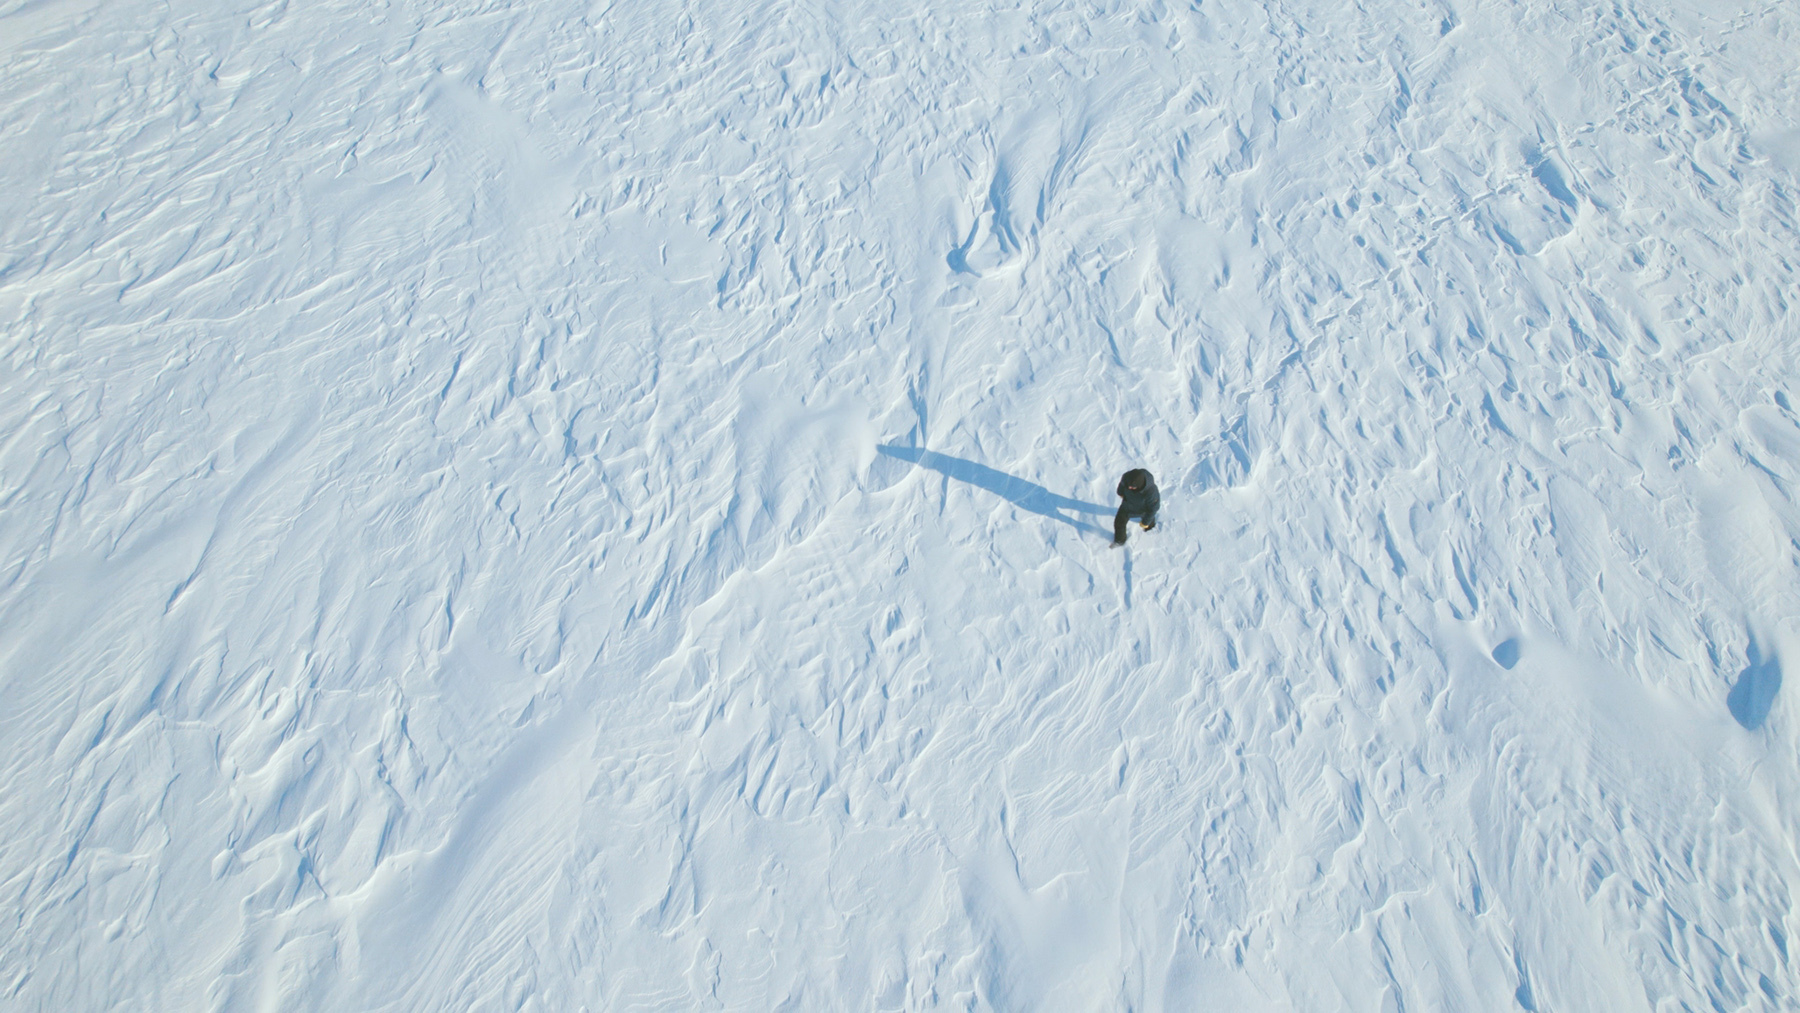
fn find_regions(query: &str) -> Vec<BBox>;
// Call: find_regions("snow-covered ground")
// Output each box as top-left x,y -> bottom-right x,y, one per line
5,0 -> 1800,1008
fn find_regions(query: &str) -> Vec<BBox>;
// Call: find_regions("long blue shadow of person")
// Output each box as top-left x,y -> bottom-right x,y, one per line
877,445 -> 1111,536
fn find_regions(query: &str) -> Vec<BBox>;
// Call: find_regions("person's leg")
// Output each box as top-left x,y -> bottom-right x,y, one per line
1114,506 -> 1130,544
1141,511 -> 1157,531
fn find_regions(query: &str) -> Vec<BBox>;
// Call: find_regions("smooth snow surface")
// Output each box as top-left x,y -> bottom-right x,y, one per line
5,0 -> 1800,1009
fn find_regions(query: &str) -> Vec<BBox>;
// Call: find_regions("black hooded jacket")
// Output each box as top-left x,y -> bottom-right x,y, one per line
1117,469 -> 1160,516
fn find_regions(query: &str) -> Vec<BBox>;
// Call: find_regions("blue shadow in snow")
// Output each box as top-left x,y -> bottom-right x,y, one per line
1491,638 -> 1521,670
877,445 -> 1111,536
1728,638 -> 1783,731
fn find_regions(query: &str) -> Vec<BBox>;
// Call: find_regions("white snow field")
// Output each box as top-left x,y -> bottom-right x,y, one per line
5,0 -> 1800,1008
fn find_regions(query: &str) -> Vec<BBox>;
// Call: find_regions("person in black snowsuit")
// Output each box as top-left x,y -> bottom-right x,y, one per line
1113,468 -> 1159,545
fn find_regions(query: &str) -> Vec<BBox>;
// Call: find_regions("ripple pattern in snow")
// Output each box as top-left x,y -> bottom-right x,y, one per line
4,0 -> 1800,1009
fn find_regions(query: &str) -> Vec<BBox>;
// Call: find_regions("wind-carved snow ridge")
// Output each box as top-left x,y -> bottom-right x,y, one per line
4,0 -> 1800,1009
